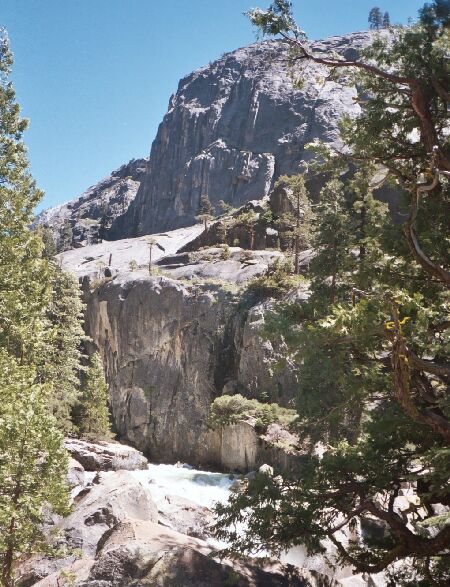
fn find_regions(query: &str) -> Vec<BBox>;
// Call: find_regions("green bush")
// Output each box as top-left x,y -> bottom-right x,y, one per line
246,257 -> 304,299
208,394 -> 296,431
220,244 -> 231,260
90,276 -> 113,291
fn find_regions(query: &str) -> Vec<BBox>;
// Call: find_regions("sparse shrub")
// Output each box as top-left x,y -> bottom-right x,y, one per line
221,244 -> 231,260
219,200 -> 234,214
208,394 -> 296,431
246,257 -> 303,299
128,259 -> 138,271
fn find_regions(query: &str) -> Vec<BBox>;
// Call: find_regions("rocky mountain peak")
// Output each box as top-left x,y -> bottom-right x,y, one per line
36,157 -> 149,248
38,31 -> 378,247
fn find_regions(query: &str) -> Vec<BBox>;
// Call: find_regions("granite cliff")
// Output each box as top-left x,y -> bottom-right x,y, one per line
36,157 -> 148,248
111,33 -> 364,237
60,217 -> 304,471
39,32 -> 382,245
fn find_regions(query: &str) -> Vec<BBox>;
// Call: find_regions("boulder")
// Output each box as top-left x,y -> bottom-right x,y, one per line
157,494 -> 213,539
59,470 -> 158,555
64,438 -> 148,471
35,520 -> 339,586
66,457 -> 85,488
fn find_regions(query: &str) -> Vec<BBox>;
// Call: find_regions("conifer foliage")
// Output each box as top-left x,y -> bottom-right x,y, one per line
45,266 -> 86,432
196,194 -> 215,230
215,3 -> 450,584
368,6 -> 383,29
368,7 -> 390,29
76,352 -> 112,441
0,352 -> 70,587
0,31 -> 76,585
273,175 -> 313,273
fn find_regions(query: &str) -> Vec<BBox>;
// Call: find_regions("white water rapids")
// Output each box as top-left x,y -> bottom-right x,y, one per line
125,463 -> 384,587
131,463 -> 234,510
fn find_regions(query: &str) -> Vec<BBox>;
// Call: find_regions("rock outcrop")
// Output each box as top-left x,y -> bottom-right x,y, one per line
111,34 -> 371,238
16,469 -> 158,585
36,158 -> 148,248
80,264 -> 302,469
38,33 -> 383,247
61,470 -> 159,555
64,438 -> 148,471
157,494 -> 213,539
19,454 -> 338,587
33,520 -> 337,587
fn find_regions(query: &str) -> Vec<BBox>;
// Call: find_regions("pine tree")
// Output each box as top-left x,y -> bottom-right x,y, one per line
0,30 -> 73,583
45,266 -> 85,432
196,194 -> 214,230
0,32 -> 53,364
233,210 -> 258,249
76,352 -> 112,440
97,206 -> 111,242
382,11 -> 390,27
274,175 -> 313,273
0,351 -> 70,587
368,7 -> 383,29
419,0 -> 450,29
216,6 -> 450,583
308,177 -> 350,305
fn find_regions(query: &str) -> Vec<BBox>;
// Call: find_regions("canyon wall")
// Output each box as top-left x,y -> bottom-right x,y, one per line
111,33 -> 369,237
81,266 -> 302,470
40,33 -> 384,246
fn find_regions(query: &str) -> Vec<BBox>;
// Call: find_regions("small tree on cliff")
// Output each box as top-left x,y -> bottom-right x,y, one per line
77,352 -> 112,440
196,194 -> 214,231
274,174 -> 313,273
368,7 -> 383,29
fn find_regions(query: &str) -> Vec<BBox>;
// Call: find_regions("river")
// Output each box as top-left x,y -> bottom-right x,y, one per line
126,462 -> 384,587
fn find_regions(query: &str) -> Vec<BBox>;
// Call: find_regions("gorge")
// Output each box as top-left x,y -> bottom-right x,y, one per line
26,13 -> 449,587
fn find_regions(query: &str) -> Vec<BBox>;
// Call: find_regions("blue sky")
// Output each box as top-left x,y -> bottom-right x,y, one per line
1,0 -> 424,211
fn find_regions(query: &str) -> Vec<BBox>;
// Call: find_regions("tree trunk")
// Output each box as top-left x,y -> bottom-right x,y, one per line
1,526 -> 15,587
295,190 -> 300,274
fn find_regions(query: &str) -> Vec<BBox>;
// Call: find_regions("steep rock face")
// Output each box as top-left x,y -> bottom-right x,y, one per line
38,32 -> 381,247
85,274 -> 232,464
37,158 -> 148,247
83,271 -> 300,469
111,34 -> 372,238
